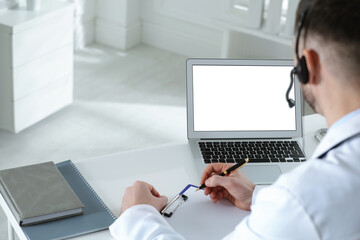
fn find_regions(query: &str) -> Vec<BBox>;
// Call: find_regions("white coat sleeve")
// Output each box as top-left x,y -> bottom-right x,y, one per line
109,204 -> 185,240
223,185 -> 320,240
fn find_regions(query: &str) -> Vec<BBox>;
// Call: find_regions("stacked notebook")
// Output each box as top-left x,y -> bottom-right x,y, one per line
0,160 -> 116,240
0,161 -> 84,226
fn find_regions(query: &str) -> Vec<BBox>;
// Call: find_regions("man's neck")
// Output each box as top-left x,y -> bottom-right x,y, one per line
323,92 -> 360,127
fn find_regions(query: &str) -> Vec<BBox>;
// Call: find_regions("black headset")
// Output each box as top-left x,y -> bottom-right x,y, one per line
286,8 -> 310,108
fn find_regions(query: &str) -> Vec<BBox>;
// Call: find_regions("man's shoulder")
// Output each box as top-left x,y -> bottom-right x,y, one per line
277,150 -> 360,194
273,149 -> 360,224
279,128 -> 360,191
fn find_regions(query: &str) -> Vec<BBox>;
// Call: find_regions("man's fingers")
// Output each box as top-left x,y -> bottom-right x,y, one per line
205,175 -> 230,188
153,195 -> 168,211
160,195 -> 168,205
200,164 -> 218,184
209,189 -> 227,203
148,183 -> 161,197
145,183 -> 168,206
135,181 -> 161,198
200,163 -> 232,184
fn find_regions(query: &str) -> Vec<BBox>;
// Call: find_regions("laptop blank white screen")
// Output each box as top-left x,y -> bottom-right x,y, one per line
193,65 -> 296,132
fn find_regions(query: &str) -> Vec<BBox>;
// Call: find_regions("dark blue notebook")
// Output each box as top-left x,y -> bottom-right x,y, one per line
21,160 -> 116,240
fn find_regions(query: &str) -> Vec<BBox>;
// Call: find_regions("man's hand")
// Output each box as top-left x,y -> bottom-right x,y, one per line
200,163 -> 256,211
121,181 -> 168,214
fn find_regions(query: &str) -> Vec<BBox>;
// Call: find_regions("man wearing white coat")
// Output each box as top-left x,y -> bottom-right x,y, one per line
110,0 -> 360,239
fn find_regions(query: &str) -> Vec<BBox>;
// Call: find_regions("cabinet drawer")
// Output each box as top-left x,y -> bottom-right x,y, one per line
12,12 -> 73,68
13,75 -> 73,133
12,45 -> 73,101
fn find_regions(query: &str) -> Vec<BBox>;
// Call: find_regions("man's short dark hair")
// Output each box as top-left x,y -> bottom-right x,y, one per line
295,0 -> 360,76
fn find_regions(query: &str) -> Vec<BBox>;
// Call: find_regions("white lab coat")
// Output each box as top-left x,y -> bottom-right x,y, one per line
110,109 -> 360,240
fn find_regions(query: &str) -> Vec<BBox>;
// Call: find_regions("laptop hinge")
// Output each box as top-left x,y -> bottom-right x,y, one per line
199,138 -> 292,140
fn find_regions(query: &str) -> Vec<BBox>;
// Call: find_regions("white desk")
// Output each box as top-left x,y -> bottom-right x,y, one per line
1,114 -> 327,240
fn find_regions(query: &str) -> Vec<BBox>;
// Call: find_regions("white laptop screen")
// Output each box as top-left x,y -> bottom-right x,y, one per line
192,65 -> 296,132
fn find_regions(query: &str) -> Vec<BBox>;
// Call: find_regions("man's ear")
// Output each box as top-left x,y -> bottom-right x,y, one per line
303,49 -> 320,85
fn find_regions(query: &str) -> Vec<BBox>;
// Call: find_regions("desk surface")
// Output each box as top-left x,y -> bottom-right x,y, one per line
72,114 -> 327,240
1,114 -> 327,240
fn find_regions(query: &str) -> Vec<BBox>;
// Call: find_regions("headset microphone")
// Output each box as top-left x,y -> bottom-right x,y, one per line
286,69 -> 296,108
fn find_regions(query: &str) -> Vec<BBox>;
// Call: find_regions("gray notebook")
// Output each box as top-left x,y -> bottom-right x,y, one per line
21,160 -> 116,240
0,161 -> 84,226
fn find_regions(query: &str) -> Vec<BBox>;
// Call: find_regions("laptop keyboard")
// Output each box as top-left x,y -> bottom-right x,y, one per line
199,141 -> 306,164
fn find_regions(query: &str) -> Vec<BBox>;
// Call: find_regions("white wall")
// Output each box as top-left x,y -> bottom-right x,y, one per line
140,0 -> 298,59
8,1 -> 298,58
227,31 -> 293,59
66,0 -> 96,50
95,0 -> 141,50
69,0 -> 298,59
141,0 -> 224,57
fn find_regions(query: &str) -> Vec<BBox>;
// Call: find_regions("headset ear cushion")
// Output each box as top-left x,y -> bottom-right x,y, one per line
296,56 -> 309,84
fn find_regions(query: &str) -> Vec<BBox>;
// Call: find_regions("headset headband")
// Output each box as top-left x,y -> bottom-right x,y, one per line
295,8 -> 310,60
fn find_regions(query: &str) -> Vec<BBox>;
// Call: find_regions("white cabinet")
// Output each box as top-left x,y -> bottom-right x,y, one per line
0,1 -> 74,133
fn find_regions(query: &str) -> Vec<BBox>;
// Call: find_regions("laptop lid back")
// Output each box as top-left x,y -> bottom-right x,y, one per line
186,59 -> 303,139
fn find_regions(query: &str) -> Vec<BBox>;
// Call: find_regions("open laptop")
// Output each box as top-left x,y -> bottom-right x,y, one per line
186,59 -> 307,184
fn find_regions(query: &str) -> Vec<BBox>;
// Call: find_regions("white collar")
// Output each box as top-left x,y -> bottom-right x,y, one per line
312,112 -> 360,159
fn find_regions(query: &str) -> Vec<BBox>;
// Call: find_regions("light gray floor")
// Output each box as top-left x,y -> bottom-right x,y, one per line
0,43 -> 189,239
